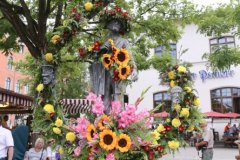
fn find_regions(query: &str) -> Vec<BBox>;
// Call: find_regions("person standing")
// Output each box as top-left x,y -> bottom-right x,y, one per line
2,115 -> 11,130
195,120 -> 214,160
0,116 -> 14,160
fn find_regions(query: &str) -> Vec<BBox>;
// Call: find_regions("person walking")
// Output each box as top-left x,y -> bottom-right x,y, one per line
0,116 -> 14,160
195,120 -> 214,160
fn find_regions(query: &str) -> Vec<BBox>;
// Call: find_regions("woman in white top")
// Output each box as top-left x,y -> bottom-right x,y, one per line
24,137 -> 47,160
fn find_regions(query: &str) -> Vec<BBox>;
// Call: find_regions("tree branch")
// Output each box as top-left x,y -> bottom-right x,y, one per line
54,2 -> 63,30
0,0 -> 40,59
38,0 -> 47,53
19,0 -> 38,43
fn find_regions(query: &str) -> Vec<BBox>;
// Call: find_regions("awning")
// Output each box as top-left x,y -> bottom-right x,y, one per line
60,99 -> 92,114
203,111 -> 229,118
0,88 -> 33,107
224,112 -> 240,118
0,87 -> 33,114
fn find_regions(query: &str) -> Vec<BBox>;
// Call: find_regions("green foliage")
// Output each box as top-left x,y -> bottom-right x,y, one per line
196,5 -> 236,36
202,46 -> 240,71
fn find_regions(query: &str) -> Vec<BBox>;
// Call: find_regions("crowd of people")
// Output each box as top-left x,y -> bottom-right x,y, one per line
0,115 -> 59,160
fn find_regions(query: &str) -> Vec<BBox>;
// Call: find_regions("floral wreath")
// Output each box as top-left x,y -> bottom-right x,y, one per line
99,3 -> 131,33
33,1 -> 204,160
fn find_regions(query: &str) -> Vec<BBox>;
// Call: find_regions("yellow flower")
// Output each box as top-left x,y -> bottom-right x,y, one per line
86,124 -> 96,141
166,118 -> 171,123
99,129 -> 117,151
168,71 -> 175,79
108,39 -> 114,46
171,118 -> 181,128
53,127 -> 61,134
170,80 -> 176,88
174,104 -> 181,112
177,66 -> 187,73
151,130 -> 160,141
187,125 -> 194,132
193,98 -> 200,106
84,2 -> 93,11
180,108 -> 190,118
45,53 -> 53,62
102,54 -> 113,69
51,35 -> 60,44
114,48 -> 130,66
66,132 -> 76,142
156,124 -> 166,133
36,84 -> 44,92
116,134 -> 132,152
55,118 -> 63,127
88,46 -> 93,52
43,104 -> 54,113
97,115 -> 110,130
168,140 -> 180,150
184,87 -> 192,93
117,65 -> 131,80
58,146 -> 64,155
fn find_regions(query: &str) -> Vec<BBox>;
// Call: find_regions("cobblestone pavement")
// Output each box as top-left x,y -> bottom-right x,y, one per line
161,147 -> 238,160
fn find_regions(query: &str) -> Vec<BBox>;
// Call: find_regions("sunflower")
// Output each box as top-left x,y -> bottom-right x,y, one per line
116,134 -> 132,152
102,54 -> 113,69
97,115 -> 110,130
117,65 -> 131,80
111,46 -> 120,61
114,48 -> 129,65
99,129 -> 117,151
86,124 -> 97,141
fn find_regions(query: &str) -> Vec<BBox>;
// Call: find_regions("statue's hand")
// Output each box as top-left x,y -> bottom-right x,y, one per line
100,41 -> 111,53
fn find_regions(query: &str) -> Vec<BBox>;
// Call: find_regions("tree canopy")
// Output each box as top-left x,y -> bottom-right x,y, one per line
196,0 -> 240,70
0,0 -> 198,69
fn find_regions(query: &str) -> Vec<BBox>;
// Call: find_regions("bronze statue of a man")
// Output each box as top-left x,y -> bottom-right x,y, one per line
89,17 -> 137,113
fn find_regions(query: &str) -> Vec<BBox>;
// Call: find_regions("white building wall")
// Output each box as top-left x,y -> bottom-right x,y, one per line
126,24 -> 240,138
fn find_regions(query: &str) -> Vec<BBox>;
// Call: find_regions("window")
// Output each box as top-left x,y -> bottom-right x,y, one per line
5,77 -> 11,90
209,36 -> 235,52
153,91 -> 171,112
7,56 -> 13,70
24,84 -> 29,94
211,87 -> 240,113
19,44 -> 24,54
155,43 -> 177,59
15,80 -> 21,93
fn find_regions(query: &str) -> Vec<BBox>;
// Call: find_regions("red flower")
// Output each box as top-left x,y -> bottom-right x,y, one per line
96,2 -> 102,8
123,11 -> 128,17
74,13 -> 81,21
113,69 -> 119,76
113,75 -> 120,81
110,10 -> 115,15
71,7 -> 77,14
78,48 -> 85,57
115,6 -> 122,12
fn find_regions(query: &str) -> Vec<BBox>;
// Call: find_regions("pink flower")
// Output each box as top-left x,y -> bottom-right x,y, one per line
111,101 -> 121,117
74,117 -> 89,138
106,153 -> 115,160
74,146 -> 81,157
86,92 -> 97,103
92,101 -> 104,115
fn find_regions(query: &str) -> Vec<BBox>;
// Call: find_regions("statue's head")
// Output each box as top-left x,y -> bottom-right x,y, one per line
107,19 -> 123,33
100,5 -> 131,33
42,65 -> 55,85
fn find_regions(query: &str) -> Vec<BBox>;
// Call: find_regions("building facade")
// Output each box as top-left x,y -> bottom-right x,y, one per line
0,45 -> 29,94
126,24 -> 240,137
